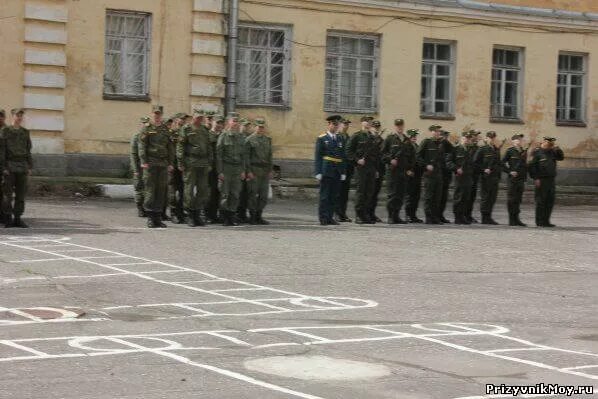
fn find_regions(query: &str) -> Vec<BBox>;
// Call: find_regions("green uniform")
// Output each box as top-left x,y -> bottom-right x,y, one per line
167,127 -> 185,220
502,146 -> 528,225
245,133 -> 273,216
237,131 -> 253,222
370,134 -> 385,221
0,125 -> 32,219
177,124 -> 213,215
346,130 -> 382,222
405,141 -> 423,221
439,139 -> 454,220
130,131 -> 144,209
382,132 -> 414,222
205,130 -> 221,222
335,130 -> 354,220
416,137 -> 444,223
474,144 -> 502,222
529,146 -> 564,226
216,130 -> 246,214
465,143 -> 480,222
446,144 -> 474,223
139,123 -> 174,215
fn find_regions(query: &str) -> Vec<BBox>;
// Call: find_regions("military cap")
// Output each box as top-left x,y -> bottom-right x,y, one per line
429,124 -> 442,131
440,130 -> 450,137
371,120 -> 381,128
394,118 -> 405,126
205,110 -> 217,118
254,117 -> 266,127
360,116 -> 374,122
342,118 -> 351,124
11,108 -> 25,115
165,116 -> 175,123
326,115 -> 343,123
214,115 -> 225,123
406,128 -> 420,137
193,108 -> 205,116
511,133 -> 524,140
175,112 -> 190,119
239,117 -> 251,126
486,131 -> 497,138
461,131 -> 473,138
0,109 -> 5,117
543,136 -> 557,142
151,105 -> 164,114
140,116 -> 150,123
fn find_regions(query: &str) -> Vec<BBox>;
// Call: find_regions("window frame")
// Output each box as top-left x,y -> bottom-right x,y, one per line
103,9 -> 152,101
490,46 -> 525,123
420,39 -> 456,120
323,30 -> 380,114
236,22 -> 293,109
556,51 -> 588,127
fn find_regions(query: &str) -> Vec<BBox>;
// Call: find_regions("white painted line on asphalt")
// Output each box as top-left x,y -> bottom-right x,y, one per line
560,364 -> 598,371
0,341 -> 49,357
9,258 -> 66,263
486,348 -> 551,353
212,287 -> 268,292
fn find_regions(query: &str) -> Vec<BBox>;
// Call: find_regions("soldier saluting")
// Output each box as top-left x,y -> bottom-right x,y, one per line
529,137 -> 564,227
1,108 -> 32,228
502,134 -> 527,227
315,115 -> 346,226
139,105 -> 174,228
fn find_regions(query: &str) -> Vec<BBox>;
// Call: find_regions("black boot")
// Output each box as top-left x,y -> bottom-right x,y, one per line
196,210 -> 206,226
515,216 -> 527,227
387,211 -> 397,225
439,215 -> 451,224
249,211 -> 258,225
4,215 -> 14,228
13,216 -> 28,228
481,214 -> 498,225
187,210 -> 197,227
223,211 -> 234,226
156,213 -> 167,228
257,211 -> 270,225
237,210 -> 249,224
147,213 -> 157,228
355,212 -> 367,224
136,203 -> 146,218
171,208 -> 184,224
161,210 -> 171,222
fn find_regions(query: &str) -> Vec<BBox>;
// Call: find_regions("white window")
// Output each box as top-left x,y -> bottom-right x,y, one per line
236,24 -> 292,107
104,10 -> 151,99
557,53 -> 587,123
421,41 -> 455,117
324,32 -> 379,113
491,47 -> 523,120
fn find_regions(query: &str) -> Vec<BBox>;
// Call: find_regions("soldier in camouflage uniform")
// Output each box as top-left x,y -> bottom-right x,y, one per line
382,119 -> 415,224
139,105 -> 174,228
404,129 -> 423,223
0,109 -> 7,224
335,118 -> 353,222
216,114 -> 247,226
465,130 -> 481,223
131,116 -> 149,217
529,137 -> 564,227
438,130 -> 454,223
368,121 -> 385,223
177,110 -> 213,227
245,117 -> 273,225
473,131 -> 502,225
346,116 -> 379,224
417,125 -> 445,224
167,113 -> 189,224
205,115 -> 224,223
1,109 -> 32,228
236,118 -> 253,223
502,134 -> 528,227
446,131 -> 475,224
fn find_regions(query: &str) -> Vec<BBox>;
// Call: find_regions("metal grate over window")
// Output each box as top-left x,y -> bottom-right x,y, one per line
324,32 -> 379,113
104,11 -> 151,98
557,53 -> 586,123
421,41 -> 454,117
490,48 -> 523,120
236,24 -> 292,107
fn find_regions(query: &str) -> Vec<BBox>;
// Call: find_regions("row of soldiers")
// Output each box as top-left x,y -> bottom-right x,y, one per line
0,108 -> 33,228
130,106 -> 273,228
315,115 -> 565,227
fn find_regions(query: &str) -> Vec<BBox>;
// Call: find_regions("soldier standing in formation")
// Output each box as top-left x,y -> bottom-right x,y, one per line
446,131 -> 475,224
529,137 -> 564,227
236,118 -> 253,223
404,129 -> 423,223
177,110 -> 213,227
382,119 -> 414,224
335,118 -> 353,222
438,130 -> 454,223
466,130 -> 481,223
417,125 -> 444,224
217,114 -> 246,226
131,117 -> 149,217
502,134 -> 527,226
1,108 -> 32,228
369,121 -> 385,223
167,113 -> 188,224
474,131 -> 502,224
245,117 -> 273,225
314,115 -> 346,226
206,115 -> 224,223
139,105 -> 174,228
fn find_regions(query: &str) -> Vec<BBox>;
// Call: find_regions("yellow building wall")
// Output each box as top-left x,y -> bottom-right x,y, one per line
481,0 -> 598,13
239,1 -> 598,169
0,0 -> 25,118
63,0 -> 193,155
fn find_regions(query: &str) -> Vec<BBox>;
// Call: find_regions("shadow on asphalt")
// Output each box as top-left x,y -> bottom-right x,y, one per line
6,217 -> 141,236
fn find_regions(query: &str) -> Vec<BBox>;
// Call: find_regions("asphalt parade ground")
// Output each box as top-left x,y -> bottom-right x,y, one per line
0,198 -> 597,399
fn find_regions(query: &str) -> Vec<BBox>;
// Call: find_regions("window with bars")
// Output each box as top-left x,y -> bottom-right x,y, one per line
421,41 -> 454,117
236,24 -> 292,107
104,11 -> 151,99
557,53 -> 586,123
490,48 -> 523,120
324,32 -> 379,113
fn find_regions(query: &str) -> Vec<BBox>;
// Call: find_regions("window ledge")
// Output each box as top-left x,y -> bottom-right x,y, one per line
324,108 -> 378,115
420,114 -> 456,121
237,103 -> 291,110
103,94 -> 151,102
556,121 -> 587,128
490,117 -> 524,124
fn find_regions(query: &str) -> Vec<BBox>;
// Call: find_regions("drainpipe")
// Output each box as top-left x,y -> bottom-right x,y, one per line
225,0 -> 239,115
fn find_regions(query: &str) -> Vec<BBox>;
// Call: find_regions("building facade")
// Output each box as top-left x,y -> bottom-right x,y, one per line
1,0 -> 597,183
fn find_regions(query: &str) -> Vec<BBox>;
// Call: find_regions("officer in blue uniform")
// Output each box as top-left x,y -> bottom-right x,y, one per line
315,115 -> 346,226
